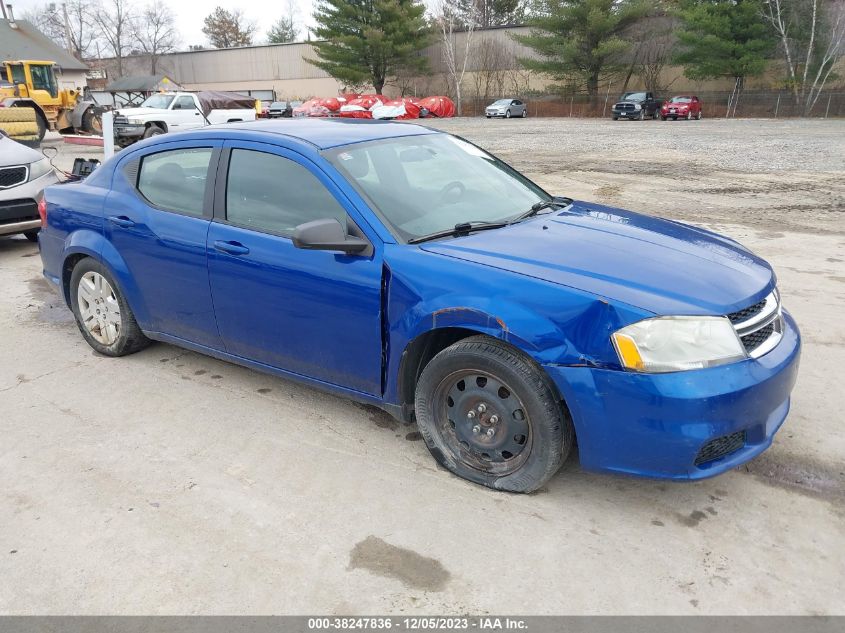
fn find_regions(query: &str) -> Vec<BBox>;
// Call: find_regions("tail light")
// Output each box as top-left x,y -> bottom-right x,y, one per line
38,196 -> 47,227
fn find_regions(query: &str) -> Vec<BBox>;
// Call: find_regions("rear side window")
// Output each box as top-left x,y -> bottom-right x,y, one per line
137,148 -> 213,216
225,149 -> 347,236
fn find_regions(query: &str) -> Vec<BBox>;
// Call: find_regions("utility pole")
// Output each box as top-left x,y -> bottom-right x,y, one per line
62,2 -> 73,55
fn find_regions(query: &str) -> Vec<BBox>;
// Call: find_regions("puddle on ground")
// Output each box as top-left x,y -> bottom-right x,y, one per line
25,277 -> 74,326
348,535 -> 450,592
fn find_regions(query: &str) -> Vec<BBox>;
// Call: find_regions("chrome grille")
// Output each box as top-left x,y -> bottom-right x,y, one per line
729,290 -> 783,359
0,165 -> 28,189
615,103 -> 636,111
113,115 -> 129,125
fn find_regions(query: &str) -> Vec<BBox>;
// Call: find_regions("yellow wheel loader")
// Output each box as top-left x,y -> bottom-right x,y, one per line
0,60 -> 106,145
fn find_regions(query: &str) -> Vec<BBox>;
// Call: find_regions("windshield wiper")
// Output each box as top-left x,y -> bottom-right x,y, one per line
407,220 -> 510,245
509,197 -> 572,224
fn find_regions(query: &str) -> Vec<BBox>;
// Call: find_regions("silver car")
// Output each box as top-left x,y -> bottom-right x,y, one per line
485,98 -> 527,119
0,131 -> 58,241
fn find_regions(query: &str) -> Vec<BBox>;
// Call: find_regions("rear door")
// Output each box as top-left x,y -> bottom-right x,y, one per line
105,141 -> 222,347
206,140 -> 384,395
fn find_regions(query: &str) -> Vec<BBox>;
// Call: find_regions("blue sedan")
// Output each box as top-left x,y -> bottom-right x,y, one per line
37,119 -> 800,492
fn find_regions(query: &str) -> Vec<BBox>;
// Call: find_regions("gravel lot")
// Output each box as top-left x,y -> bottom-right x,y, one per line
1,119 -> 843,615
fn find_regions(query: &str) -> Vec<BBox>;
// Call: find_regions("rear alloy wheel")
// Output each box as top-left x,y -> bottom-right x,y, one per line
70,258 -> 150,356
415,335 -> 573,493
505,110 -> 512,119
522,109 -> 527,118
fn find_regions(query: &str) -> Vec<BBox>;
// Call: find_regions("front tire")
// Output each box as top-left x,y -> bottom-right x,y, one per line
70,258 -> 150,357
505,110 -> 512,119
415,335 -> 573,493
142,124 -> 165,139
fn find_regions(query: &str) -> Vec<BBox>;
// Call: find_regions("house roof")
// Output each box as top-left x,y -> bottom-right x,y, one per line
104,75 -> 181,92
0,18 -> 89,71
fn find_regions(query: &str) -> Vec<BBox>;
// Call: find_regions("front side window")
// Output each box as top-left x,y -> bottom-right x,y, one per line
29,65 -> 58,97
137,148 -> 213,216
142,94 -> 175,109
174,96 -> 197,110
326,134 -> 549,242
225,149 -> 347,236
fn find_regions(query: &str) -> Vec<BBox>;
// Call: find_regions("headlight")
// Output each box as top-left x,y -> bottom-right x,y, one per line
634,104 -> 642,110
611,316 -> 745,373
28,157 -> 53,181
126,118 -> 145,125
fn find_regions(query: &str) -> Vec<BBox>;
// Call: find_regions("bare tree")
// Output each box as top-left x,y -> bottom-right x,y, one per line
433,0 -> 479,115
635,34 -> 675,94
133,0 -> 179,74
763,0 -> 845,114
21,0 -> 98,60
94,0 -> 136,77
472,35 -> 510,101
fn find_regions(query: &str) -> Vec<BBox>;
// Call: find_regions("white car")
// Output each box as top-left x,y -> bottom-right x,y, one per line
112,91 -> 258,147
0,131 -> 58,241
485,98 -> 527,119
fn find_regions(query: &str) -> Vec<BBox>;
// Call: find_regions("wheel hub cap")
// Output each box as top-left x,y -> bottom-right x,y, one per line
77,271 -> 121,345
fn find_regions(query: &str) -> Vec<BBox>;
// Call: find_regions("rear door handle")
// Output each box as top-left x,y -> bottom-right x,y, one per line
213,240 -> 250,255
108,215 -> 135,228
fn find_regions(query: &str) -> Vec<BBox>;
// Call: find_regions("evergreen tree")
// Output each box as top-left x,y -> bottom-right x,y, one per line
514,0 -> 651,98
309,0 -> 431,94
674,0 -> 774,88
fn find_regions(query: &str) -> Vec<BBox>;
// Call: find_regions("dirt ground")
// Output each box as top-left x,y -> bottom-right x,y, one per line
0,120 -> 843,615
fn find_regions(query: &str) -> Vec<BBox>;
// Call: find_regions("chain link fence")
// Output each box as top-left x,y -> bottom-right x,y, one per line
461,91 -> 845,118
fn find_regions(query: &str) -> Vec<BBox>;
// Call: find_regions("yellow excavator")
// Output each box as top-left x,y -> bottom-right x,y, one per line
0,60 -> 105,145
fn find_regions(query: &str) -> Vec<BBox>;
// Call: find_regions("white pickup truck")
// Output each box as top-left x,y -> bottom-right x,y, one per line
113,91 -> 257,146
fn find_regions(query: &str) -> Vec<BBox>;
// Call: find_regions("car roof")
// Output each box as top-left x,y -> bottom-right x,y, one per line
208,118 -> 439,150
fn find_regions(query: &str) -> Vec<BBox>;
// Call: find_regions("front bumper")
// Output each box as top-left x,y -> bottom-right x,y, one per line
0,170 -> 57,236
485,110 -> 507,117
545,310 -> 801,479
612,108 -> 642,118
113,124 -> 146,140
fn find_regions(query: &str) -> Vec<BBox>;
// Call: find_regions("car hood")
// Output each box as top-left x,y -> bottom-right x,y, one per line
420,201 -> 773,316
115,107 -> 168,117
0,134 -> 43,164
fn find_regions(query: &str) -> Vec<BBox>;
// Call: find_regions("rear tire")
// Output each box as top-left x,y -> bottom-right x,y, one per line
70,258 -> 150,357
24,230 -> 39,243
522,109 -> 527,118
415,335 -> 573,493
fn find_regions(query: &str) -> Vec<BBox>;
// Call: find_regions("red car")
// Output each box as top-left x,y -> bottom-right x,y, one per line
660,95 -> 702,120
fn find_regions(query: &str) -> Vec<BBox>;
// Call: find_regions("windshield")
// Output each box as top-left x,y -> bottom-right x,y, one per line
669,96 -> 692,103
271,102 -> 286,108
621,92 -> 647,101
141,94 -> 175,109
326,134 -> 550,243
492,99 -> 510,105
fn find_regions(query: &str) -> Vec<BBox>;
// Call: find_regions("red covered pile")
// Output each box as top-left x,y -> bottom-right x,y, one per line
293,94 -> 455,120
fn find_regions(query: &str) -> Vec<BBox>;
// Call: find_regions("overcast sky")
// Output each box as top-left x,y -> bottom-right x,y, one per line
12,0 -> 320,50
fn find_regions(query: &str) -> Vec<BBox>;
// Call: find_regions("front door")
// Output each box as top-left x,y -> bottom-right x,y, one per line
105,142 -> 222,347
206,141 -> 383,395
168,95 -> 204,130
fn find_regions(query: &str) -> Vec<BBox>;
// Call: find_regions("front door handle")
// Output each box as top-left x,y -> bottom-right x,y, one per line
213,240 -> 250,255
108,215 -> 135,228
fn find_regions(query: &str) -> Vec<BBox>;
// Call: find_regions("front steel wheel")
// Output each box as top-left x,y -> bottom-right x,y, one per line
415,335 -> 573,492
433,369 -> 532,476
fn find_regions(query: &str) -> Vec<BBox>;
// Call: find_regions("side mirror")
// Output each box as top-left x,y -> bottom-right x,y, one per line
292,218 -> 369,254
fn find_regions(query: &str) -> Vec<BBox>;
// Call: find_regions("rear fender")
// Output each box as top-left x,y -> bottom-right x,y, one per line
60,231 -> 152,328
